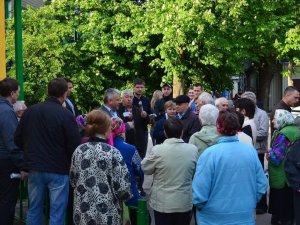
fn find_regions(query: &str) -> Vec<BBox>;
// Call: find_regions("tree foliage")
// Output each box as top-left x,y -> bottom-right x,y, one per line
5,0 -> 300,111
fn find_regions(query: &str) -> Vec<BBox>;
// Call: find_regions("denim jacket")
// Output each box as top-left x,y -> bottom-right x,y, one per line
0,97 -> 23,169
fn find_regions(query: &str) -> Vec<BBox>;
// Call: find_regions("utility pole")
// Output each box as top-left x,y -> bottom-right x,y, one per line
0,0 -> 5,80
14,0 -> 24,100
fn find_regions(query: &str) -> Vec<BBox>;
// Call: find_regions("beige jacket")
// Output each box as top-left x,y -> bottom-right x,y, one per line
141,138 -> 198,213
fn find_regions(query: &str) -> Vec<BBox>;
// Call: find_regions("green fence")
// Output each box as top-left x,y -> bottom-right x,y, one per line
16,181 -> 149,225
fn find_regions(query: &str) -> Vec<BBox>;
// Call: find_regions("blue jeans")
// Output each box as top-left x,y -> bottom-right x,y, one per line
27,171 -> 69,225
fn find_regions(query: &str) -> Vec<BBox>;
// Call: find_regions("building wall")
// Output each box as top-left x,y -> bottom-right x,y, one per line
22,0 -> 44,8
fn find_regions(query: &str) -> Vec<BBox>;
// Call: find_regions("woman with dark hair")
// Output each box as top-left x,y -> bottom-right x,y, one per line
192,110 -> 267,225
235,98 -> 257,144
69,110 -> 132,225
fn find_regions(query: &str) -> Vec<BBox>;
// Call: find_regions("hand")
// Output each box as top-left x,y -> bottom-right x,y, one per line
141,111 -> 147,118
127,121 -> 134,129
20,171 -> 29,181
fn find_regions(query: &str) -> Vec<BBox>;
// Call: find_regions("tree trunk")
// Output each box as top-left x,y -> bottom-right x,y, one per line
173,74 -> 184,97
257,59 -> 281,111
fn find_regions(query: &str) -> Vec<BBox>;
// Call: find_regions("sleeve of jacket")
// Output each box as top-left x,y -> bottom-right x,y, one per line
132,150 -> 144,188
1,110 -> 23,170
153,118 -> 165,142
69,147 -> 80,188
254,153 -> 268,202
192,151 -> 214,209
111,147 -> 132,201
188,116 -> 201,141
285,142 -> 300,191
256,110 -> 269,141
267,133 -> 289,166
63,114 -> 81,158
141,147 -> 159,175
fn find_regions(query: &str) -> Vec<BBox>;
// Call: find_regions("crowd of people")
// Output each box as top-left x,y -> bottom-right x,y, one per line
0,77 -> 300,225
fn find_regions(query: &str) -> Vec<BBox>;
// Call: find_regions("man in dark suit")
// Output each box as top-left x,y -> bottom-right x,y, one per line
64,78 -> 77,116
99,88 -> 122,118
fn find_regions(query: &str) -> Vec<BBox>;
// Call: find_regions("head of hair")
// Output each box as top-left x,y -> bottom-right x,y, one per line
164,118 -> 183,139
64,78 -> 72,84
164,100 -> 176,110
199,92 -> 214,105
235,111 -> 244,130
193,83 -> 201,88
216,109 -> 240,136
133,78 -> 145,86
0,78 -> 19,97
295,116 -> 300,129
284,86 -> 299,97
85,110 -> 111,137
111,116 -> 126,136
121,89 -> 133,98
150,90 -> 163,111
13,100 -> 26,112
47,78 -> 68,98
241,91 -> 257,105
234,98 -> 255,119
274,109 -> 295,130
199,104 -> 219,126
215,97 -> 228,107
103,88 -> 120,104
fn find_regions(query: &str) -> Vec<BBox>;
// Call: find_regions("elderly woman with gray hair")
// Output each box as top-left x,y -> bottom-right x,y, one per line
267,109 -> 300,225
189,104 -> 219,157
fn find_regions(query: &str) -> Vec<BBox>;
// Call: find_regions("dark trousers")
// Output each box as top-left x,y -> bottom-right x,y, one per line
129,208 -> 137,225
154,210 -> 192,225
257,153 -> 268,211
0,159 -> 20,225
294,190 -> 300,225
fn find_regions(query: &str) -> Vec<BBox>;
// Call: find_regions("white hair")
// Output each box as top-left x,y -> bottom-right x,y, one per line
199,92 -> 214,105
121,89 -> 133,97
104,88 -> 120,103
199,104 -> 219,126
215,97 -> 228,107
13,101 -> 26,112
241,91 -> 257,105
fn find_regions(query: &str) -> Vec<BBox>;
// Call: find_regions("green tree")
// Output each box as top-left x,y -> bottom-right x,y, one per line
6,0 -> 300,111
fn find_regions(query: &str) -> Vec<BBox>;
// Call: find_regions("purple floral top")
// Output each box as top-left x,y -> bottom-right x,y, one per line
268,133 -> 291,166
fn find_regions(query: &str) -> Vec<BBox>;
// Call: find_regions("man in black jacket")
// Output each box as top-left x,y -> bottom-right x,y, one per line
0,78 -> 24,225
285,139 -> 300,225
174,95 -> 201,142
14,78 -> 80,225
154,83 -> 173,121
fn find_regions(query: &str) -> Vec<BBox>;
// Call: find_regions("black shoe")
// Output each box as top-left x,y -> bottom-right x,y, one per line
280,220 -> 294,225
271,215 -> 280,225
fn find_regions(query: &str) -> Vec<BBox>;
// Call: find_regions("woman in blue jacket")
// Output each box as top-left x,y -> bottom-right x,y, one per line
111,117 -> 144,225
192,109 -> 268,225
